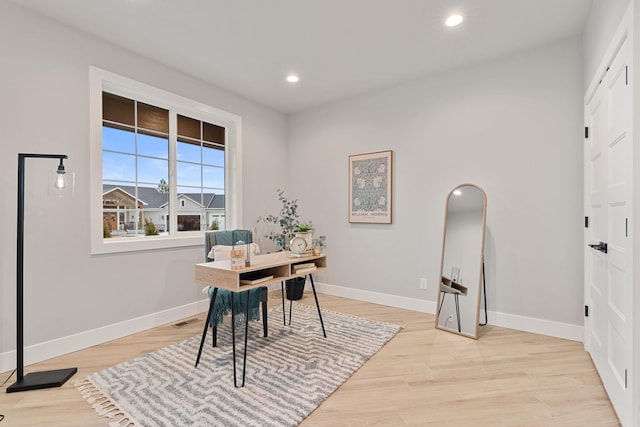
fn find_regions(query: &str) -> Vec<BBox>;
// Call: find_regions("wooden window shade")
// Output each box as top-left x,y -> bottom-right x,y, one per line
177,115 -> 200,141
203,122 -> 225,146
178,114 -> 225,150
138,102 -> 168,133
103,92 -> 134,126
102,92 -> 168,136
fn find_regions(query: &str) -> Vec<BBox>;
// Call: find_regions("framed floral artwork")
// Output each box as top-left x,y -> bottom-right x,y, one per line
348,150 -> 393,223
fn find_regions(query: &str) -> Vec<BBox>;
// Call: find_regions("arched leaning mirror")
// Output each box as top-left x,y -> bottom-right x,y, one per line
436,184 -> 487,339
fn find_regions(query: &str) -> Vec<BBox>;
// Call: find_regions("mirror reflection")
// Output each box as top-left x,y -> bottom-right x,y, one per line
436,184 -> 487,338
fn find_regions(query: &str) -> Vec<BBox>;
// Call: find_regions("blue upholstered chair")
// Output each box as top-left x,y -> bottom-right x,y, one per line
203,230 -> 268,347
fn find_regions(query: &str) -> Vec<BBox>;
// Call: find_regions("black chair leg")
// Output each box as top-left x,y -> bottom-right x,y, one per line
212,326 -> 217,347
281,281 -> 286,325
288,298 -> 293,326
261,288 -> 268,338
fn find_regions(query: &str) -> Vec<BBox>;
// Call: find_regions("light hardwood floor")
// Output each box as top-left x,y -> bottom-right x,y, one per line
1,293 -> 620,426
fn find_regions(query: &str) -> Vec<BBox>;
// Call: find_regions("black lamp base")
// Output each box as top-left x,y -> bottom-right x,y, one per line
6,367 -> 77,393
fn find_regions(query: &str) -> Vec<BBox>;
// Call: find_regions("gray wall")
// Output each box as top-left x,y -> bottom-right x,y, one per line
287,37 -> 585,326
0,2 -> 288,370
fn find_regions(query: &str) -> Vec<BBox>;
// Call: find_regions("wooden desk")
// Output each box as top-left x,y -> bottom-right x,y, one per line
194,252 -> 327,387
195,251 -> 327,291
440,275 -> 467,295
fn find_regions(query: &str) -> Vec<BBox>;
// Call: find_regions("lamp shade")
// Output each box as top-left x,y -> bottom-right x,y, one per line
48,169 -> 75,197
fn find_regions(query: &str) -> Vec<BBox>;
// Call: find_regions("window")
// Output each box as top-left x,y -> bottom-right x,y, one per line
90,67 -> 242,254
102,93 -> 170,236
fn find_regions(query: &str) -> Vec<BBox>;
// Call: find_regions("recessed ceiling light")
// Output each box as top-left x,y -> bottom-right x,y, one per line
286,74 -> 299,83
445,14 -> 463,27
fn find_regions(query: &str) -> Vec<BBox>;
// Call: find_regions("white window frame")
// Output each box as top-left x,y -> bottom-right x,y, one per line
89,66 -> 243,254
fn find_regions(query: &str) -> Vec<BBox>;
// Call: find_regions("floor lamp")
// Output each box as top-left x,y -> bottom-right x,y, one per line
7,153 -> 77,393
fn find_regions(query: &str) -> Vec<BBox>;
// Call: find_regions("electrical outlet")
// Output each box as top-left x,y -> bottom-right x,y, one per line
419,278 -> 428,290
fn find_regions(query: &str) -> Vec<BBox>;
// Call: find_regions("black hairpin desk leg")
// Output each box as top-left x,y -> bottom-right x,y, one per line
281,280 -> 297,326
280,275 -> 326,338
195,287 -> 218,367
308,274 -> 327,338
231,291 -> 251,388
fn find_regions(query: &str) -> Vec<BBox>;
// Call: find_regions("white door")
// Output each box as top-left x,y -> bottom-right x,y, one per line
584,35 -> 633,425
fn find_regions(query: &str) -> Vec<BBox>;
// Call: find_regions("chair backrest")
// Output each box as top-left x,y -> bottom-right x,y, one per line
205,229 -> 252,261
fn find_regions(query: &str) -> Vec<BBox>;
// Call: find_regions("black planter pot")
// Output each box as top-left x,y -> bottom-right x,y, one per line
285,276 -> 306,300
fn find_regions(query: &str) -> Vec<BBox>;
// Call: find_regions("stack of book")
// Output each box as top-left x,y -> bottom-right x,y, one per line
239,273 -> 274,285
293,262 -> 317,275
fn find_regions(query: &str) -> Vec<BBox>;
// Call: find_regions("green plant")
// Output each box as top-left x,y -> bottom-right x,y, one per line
103,219 -> 112,238
144,218 -> 159,236
295,223 -> 311,232
257,189 -> 312,250
209,218 -> 220,230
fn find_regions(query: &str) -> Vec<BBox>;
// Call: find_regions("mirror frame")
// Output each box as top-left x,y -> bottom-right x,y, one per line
435,183 -> 487,339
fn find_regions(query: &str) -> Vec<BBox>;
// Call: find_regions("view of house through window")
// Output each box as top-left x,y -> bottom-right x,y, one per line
176,114 -> 225,231
102,92 -> 226,238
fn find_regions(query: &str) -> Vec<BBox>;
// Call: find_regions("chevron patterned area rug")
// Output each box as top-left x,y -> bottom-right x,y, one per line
76,302 -> 401,426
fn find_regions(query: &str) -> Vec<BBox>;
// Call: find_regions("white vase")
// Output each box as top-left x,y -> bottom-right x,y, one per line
295,231 -> 313,249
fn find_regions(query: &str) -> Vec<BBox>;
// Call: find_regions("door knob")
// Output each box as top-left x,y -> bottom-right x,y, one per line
588,242 -> 608,254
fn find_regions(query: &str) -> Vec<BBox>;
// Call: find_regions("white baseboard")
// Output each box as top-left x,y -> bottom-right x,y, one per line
0,281 -> 584,373
313,282 -> 438,314
0,299 -> 210,374
486,310 -> 584,342
313,282 -> 584,342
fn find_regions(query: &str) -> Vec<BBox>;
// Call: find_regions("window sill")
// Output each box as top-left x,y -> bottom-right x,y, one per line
91,233 -> 203,255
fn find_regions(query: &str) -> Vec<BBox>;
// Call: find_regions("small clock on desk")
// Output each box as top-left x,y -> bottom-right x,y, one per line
289,236 -> 308,257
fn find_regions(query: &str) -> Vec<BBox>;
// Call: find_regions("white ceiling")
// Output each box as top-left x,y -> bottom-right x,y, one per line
12,0 -> 593,113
